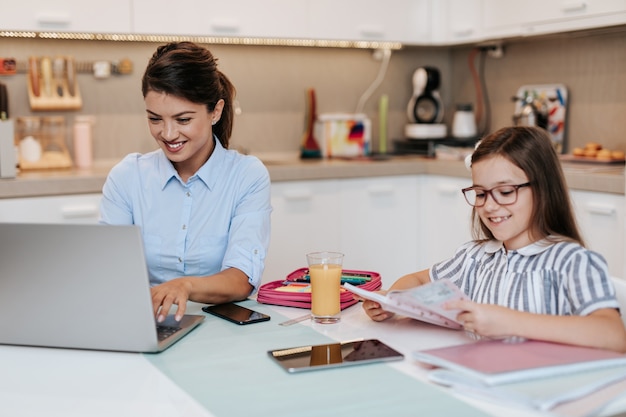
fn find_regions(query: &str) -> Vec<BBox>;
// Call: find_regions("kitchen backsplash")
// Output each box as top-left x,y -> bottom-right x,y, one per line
0,27 -> 624,162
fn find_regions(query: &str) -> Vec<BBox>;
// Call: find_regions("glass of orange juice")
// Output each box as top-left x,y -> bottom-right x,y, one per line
307,251 -> 344,324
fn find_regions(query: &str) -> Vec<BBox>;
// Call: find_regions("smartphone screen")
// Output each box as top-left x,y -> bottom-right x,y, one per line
268,339 -> 404,372
202,303 -> 271,325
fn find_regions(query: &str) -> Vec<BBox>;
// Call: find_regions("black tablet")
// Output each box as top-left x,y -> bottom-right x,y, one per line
268,339 -> 404,373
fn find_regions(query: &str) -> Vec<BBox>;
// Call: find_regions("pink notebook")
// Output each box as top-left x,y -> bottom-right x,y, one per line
413,339 -> 626,385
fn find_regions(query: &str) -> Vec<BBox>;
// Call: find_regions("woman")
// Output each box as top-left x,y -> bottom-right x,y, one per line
363,126 -> 626,352
100,42 -> 271,322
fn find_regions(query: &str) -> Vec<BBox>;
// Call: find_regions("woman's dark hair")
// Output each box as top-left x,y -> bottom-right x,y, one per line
470,126 -> 584,246
141,41 -> 235,148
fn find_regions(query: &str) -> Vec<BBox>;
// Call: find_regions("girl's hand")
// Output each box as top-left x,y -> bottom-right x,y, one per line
445,299 -> 517,338
362,299 -> 395,322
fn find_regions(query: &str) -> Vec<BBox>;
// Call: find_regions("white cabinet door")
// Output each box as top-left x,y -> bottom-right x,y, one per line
263,180 -> 342,284
570,190 -> 625,278
0,194 -> 102,224
482,0 -> 626,38
432,0 -> 484,45
308,0 -> 431,44
0,0 -> 131,33
132,0 -> 309,39
418,175 -> 473,271
339,176 -> 419,288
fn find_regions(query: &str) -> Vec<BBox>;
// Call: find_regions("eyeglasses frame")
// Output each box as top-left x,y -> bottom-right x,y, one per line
461,182 -> 532,207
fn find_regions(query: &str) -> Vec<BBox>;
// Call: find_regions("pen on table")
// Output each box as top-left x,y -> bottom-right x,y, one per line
295,274 -> 372,282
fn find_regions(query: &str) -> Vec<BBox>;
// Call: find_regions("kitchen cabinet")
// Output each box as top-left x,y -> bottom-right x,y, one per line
308,0 -> 432,44
132,0 -> 309,39
339,176 -> 419,288
0,194 -> 101,224
482,0 -> 626,39
264,180 -> 342,283
0,0 -> 132,33
432,0 -> 484,45
570,190 -> 625,278
418,175 -> 473,270
264,176 -> 420,288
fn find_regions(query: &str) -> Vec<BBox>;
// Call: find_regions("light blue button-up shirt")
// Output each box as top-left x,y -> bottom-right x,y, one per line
99,139 -> 272,293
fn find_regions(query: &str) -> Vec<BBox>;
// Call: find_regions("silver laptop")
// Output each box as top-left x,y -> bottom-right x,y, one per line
0,222 -> 204,352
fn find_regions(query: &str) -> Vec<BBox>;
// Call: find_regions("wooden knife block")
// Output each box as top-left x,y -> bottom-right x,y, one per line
28,56 -> 82,111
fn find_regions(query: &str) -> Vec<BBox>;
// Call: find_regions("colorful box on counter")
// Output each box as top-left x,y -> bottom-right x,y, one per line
315,113 -> 371,158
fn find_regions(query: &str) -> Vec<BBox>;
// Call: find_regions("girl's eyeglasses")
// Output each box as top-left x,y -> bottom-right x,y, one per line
461,183 -> 531,207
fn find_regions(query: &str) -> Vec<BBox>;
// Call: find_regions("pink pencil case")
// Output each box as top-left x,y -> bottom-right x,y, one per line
256,267 -> 382,310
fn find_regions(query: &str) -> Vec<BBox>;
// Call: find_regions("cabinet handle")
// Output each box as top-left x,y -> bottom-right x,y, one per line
452,28 -> 475,38
437,184 -> 460,196
282,189 -> 313,201
560,1 -> 587,12
584,203 -> 615,216
367,184 -> 394,195
60,204 -> 100,219
358,25 -> 385,39
210,19 -> 240,33
36,12 -> 71,26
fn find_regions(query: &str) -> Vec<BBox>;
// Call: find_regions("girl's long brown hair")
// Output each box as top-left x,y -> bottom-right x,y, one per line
470,126 -> 584,246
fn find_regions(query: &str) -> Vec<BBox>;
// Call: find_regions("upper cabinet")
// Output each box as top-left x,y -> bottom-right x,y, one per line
481,0 -> 626,39
132,0 -> 309,39
0,0 -> 132,33
2,0 -> 625,46
307,0 -> 432,44
431,0 -> 484,45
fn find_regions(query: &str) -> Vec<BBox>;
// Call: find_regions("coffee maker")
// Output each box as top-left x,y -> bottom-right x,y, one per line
405,67 -> 446,139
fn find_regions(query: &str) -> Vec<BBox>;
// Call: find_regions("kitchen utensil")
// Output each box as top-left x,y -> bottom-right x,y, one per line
452,103 -> 477,140
0,82 -> 9,118
300,88 -> 321,159
27,56 -> 82,111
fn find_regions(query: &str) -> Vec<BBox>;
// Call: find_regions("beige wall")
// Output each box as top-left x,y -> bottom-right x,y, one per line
1,26 -> 624,162
449,27 -> 626,152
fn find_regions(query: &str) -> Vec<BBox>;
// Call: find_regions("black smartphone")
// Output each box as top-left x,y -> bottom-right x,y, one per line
202,303 -> 270,325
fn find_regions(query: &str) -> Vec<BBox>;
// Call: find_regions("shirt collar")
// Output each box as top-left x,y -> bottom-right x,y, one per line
484,238 -> 554,256
157,136 -> 226,190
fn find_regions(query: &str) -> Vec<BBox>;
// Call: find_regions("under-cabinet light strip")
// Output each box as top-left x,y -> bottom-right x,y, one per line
0,31 -> 403,50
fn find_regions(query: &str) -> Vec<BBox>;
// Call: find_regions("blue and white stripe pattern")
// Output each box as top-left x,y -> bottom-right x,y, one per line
431,239 -> 619,316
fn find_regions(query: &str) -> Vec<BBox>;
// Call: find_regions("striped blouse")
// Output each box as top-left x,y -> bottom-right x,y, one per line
430,239 -> 620,316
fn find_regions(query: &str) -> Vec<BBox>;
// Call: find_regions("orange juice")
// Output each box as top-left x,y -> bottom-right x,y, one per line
309,263 -> 342,323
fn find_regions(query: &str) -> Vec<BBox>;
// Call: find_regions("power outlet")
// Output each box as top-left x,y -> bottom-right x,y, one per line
488,44 -> 504,58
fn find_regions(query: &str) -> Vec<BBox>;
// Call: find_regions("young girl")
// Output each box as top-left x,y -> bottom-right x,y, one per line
363,126 -> 626,352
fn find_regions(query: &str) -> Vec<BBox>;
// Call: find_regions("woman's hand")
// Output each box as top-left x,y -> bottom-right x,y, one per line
151,277 -> 193,322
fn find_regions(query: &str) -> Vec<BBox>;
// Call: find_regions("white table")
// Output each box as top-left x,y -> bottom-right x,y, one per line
1,302 -> 625,417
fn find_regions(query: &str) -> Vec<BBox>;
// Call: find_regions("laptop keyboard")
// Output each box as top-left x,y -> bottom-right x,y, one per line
157,325 -> 182,342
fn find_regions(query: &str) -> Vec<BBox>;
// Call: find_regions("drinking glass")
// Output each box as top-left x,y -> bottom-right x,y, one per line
307,251 -> 344,324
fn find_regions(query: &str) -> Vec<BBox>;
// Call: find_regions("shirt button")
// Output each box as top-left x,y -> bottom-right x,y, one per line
182,224 -> 187,230
178,257 -> 182,263
186,191 -> 191,197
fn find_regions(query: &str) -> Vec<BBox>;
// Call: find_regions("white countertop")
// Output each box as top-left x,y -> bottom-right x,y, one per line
0,154 -> 623,199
